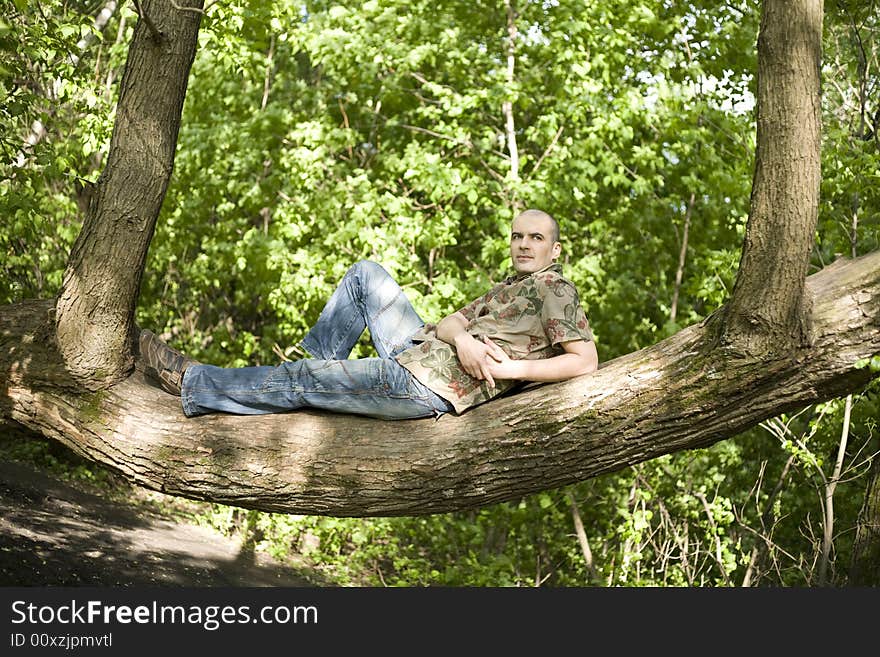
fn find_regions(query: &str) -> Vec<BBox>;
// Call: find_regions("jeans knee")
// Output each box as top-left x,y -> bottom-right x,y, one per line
348,260 -> 393,292
350,259 -> 385,279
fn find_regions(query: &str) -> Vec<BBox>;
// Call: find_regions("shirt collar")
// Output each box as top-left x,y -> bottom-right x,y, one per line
503,262 -> 563,284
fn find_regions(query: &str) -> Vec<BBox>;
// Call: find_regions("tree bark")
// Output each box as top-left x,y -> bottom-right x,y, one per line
709,0 -> 824,355
53,0 -> 203,390
3,252 -> 878,516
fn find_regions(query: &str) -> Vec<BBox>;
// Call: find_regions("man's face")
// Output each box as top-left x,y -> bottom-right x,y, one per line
509,213 -> 561,274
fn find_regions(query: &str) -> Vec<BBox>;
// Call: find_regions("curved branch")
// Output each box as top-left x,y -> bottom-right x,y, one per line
3,252 -> 879,517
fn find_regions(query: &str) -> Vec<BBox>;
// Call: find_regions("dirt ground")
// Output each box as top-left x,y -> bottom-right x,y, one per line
0,454 -> 327,587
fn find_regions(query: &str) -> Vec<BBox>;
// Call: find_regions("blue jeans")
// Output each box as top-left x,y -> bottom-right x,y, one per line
180,260 -> 454,419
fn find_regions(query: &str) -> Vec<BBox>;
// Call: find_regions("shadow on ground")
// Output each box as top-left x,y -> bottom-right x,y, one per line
0,455 -> 330,587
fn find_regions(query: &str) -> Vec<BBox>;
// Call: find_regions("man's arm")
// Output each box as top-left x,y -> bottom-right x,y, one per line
436,311 -> 503,387
482,338 -> 598,386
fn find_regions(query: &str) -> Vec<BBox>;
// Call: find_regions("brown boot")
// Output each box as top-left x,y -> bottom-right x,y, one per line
137,329 -> 200,396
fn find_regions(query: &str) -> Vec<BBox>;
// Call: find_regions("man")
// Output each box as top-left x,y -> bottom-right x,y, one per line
139,209 -> 598,419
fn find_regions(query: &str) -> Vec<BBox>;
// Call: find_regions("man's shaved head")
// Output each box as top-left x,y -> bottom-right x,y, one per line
510,209 -> 562,274
515,209 -> 559,243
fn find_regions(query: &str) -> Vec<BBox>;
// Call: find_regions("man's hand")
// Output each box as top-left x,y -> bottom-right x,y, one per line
438,312 -> 503,387
481,337 -> 522,384
457,336 -> 523,388
454,333 -> 505,388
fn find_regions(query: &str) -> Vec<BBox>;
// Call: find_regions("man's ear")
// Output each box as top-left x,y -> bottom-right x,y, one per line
552,242 -> 562,259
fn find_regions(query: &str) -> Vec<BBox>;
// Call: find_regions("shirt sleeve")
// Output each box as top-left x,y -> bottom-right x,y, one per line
538,276 -> 594,345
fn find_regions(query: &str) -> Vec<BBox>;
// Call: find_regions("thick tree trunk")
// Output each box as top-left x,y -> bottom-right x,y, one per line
54,0 -> 203,389
3,252 -> 878,516
710,0 -> 823,355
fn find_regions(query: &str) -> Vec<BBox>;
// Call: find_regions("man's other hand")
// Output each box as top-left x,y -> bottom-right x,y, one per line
453,333 -> 501,388
481,336 -> 520,384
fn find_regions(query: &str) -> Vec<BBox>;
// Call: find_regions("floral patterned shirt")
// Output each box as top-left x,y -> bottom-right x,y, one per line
395,263 -> 593,413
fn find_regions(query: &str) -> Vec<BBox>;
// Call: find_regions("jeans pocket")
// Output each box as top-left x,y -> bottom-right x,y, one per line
382,362 -> 426,401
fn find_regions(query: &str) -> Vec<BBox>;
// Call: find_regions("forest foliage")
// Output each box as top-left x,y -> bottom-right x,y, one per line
1,0 -> 879,586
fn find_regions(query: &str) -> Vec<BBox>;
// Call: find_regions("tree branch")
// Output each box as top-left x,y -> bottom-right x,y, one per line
3,251 -> 878,517
710,0 -> 824,355
526,125 -> 564,181
566,490 -> 599,583
132,0 -> 163,42
670,193 -> 695,323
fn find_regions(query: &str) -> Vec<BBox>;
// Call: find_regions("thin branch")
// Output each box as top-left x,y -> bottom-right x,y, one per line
337,97 -> 353,160
502,0 -> 520,214
566,490 -> 599,583
170,0 -> 208,14
397,122 -> 510,185
261,34 -> 275,111
736,518 -> 799,569
721,2 -> 746,17
526,125 -> 564,180
694,491 -> 732,586
132,0 -> 163,42
399,123 -> 468,146
740,454 -> 795,586
478,159 -> 506,183
502,0 -> 519,181
407,70 -> 456,94
670,193 -> 695,323
818,394 -> 853,586
842,2 -> 870,137
636,472 -> 695,585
